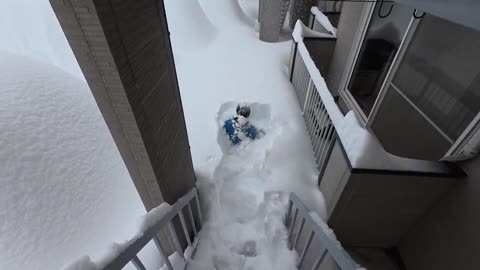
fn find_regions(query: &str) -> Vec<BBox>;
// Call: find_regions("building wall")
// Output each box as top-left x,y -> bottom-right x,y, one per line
399,156 -> 480,269
50,0 -> 196,208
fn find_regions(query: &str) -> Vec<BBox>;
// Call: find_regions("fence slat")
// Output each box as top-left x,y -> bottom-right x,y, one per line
166,222 -> 185,260
292,218 -> 306,250
179,210 -> 192,246
312,249 -> 328,270
195,192 -> 203,225
131,255 -> 147,270
187,203 -> 198,237
288,208 -> 298,239
298,231 -> 315,268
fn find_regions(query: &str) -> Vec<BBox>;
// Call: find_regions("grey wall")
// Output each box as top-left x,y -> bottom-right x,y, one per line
326,2 -> 366,95
50,0 -> 196,209
399,156 -> 480,270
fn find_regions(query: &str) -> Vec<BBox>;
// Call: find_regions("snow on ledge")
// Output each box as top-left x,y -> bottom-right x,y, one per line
292,22 -> 458,174
310,7 -> 337,36
292,20 -> 335,42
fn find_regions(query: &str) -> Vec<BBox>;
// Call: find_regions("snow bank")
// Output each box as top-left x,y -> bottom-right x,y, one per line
0,52 -> 158,270
199,0 -> 254,28
0,0 -> 83,78
164,0 -> 218,50
310,6 -> 337,35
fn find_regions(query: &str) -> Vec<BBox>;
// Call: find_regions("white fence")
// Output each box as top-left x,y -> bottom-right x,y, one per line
290,42 -> 337,180
287,192 -> 358,270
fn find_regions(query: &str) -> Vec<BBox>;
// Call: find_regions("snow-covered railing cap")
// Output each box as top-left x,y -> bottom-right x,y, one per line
292,20 -> 335,42
291,21 -> 465,175
310,7 -> 338,36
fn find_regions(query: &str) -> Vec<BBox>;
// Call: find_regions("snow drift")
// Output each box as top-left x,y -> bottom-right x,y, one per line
0,52 -> 153,270
199,0 -> 254,28
164,0 -> 218,50
0,0 -> 82,79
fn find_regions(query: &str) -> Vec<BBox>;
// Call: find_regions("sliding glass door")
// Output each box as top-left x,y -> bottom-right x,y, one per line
345,2 -> 413,118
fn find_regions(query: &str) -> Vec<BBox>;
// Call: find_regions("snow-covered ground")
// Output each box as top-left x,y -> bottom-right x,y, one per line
165,0 -> 328,269
0,1 -> 157,269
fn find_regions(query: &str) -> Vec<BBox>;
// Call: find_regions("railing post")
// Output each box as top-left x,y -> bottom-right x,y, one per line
289,42 -> 299,82
179,210 -> 192,246
166,222 -> 185,260
303,79 -> 313,113
195,192 -> 203,225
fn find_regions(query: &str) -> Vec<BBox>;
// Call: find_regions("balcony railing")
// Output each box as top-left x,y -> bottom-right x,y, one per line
286,192 -> 358,270
65,188 -> 202,270
289,20 -> 465,251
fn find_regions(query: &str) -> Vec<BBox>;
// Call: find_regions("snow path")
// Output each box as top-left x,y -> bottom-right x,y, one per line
165,0 -> 328,269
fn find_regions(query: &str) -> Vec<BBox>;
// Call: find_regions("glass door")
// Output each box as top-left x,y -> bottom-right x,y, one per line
344,2 -> 413,119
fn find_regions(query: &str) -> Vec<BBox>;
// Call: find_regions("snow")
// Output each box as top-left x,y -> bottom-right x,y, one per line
310,6 -> 337,35
139,203 -> 172,232
0,1 -> 160,269
0,0 -> 83,79
165,0 -> 330,269
0,51 -> 164,270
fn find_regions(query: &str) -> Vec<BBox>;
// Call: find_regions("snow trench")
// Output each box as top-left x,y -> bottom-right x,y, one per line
187,102 -> 308,270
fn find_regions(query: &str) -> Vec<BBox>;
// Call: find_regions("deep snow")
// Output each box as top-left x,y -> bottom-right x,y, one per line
0,1 -> 157,269
165,0 -> 328,269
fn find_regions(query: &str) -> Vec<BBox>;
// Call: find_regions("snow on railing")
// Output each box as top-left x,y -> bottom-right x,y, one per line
291,48 -> 337,178
309,7 -> 337,35
290,20 -> 458,174
64,188 -> 202,270
286,192 -> 360,270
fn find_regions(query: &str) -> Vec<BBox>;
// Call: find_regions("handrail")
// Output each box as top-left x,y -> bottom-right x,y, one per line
65,188 -> 202,270
286,193 -> 359,270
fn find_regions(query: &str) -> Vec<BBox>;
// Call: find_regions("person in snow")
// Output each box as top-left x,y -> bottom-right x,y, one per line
224,105 -> 263,145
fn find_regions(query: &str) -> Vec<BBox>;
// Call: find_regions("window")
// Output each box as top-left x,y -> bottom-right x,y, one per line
391,14 -> 480,141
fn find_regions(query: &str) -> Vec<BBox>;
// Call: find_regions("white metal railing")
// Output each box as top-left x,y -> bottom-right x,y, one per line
291,41 -> 337,178
67,188 -> 202,270
286,192 -> 358,270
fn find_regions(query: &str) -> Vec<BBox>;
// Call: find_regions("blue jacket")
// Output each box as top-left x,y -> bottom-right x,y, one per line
224,118 -> 259,145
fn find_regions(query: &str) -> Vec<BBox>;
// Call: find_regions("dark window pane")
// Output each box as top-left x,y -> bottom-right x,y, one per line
347,3 -> 412,116
393,15 -> 480,140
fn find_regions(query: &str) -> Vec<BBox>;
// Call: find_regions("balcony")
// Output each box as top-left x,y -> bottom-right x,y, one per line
289,20 -> 466,268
